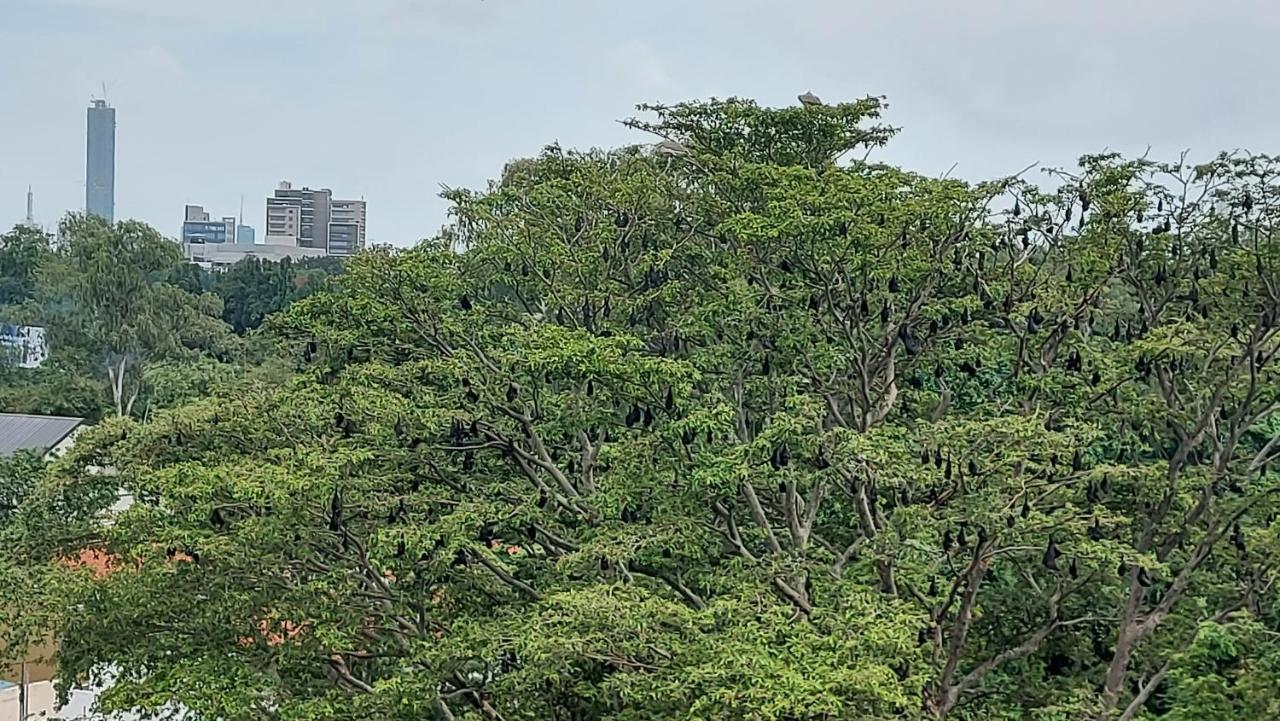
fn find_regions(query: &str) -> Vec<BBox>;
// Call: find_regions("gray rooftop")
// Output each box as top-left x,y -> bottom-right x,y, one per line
0,413 -> 84,456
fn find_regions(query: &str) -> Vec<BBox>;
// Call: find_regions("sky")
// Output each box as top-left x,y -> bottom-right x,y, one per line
2,0 -> 1278,246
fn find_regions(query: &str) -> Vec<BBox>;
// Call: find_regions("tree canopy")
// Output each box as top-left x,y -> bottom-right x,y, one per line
6,97 -> 1280,721
0,223 -> 53,307
214,256 -> 346,334
0,451 -> 43,528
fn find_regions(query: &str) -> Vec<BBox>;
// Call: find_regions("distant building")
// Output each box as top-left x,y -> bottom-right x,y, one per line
266,181 -> 322,248
182,204 -> 256,246
328,198 -> 367,256
0,324 -> 48,369
86,99 -> 116,222
181,205 -> 234,244
184,239 -> 327,272
266,181 -> 366,257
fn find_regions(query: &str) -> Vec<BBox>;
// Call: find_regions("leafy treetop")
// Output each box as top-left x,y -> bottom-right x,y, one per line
8,98 -> 1280,721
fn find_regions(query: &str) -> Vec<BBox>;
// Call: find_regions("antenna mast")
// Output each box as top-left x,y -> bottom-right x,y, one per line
26,186 -> 34,225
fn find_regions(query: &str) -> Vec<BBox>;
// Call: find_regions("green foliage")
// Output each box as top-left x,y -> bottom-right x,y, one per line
1158,620 -> 1280,720
8,99 -> 1280,721
0,451 -> 43,527
137,358 -> 241,417
0,358 -> 110,420
0,223 -> 53,307
15,215 -> 241,417
1,219 -> 333,420
213,256 -> 345,334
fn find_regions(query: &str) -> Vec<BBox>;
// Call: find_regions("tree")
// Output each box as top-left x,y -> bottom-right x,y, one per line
24,215 -> 239,417
0,451 -> 43,527
136,358 -> 241,417
212,257 -> 293,334
0,359 -> 110,420
10,99 -> 1280,720
213,256 -> 346,334
0,224 -> 53,307
1,223 -> 109,418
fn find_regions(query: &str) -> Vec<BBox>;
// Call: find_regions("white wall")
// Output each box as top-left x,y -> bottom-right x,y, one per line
44,428 -> 83,461
0,676 -> 154,720
1,325 -> 49,369
0,679 -> 59,720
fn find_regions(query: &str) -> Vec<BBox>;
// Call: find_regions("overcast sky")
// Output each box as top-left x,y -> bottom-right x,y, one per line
2,0 -> 1277,246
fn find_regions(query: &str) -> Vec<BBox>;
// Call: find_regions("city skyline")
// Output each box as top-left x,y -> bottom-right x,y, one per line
4,0 -> 1280,246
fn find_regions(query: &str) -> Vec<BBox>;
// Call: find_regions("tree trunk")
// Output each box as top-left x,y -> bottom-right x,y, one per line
106,356 -> 137,418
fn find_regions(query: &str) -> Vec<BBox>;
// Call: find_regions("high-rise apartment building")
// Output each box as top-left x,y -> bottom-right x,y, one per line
266,181 -> 366,256
85,100 -> 116,222
328,199 -> 367,256
266,181 -> 322,247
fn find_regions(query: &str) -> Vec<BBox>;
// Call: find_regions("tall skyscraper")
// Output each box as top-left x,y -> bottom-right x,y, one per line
86,99 -> 116,222
266,181 -> 366,256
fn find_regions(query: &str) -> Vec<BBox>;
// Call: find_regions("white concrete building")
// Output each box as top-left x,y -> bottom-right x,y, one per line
183,239 -> 328,272
1,325 -> 49,369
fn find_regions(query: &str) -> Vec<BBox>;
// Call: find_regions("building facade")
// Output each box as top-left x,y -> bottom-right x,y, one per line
266,181 -> 366,256
184,240 -> 327,272
181,205 -> 233,244
266,181 -> 326,250
182,205 -> 255,246
328,198 -> 367,256
0,325 -> 48,369
85,100 -> 116,222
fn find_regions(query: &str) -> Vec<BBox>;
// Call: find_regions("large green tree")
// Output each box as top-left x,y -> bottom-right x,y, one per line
0,360 -> 110,419
0,223 -> 53,307
0,452 -> 43,527
2,221 -> 110,418
10,99 -> 1280,720
213,256 -> 346,334
22,215 -> 239,417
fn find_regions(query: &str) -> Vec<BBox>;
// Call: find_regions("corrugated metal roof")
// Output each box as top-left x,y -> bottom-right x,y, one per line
0,413 -> 84,456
